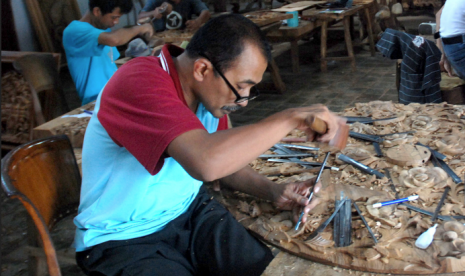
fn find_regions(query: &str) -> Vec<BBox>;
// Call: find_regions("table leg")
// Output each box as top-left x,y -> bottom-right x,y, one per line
320,20 -> 328,72
290,40 -> 300,74
343,16 -> 356,71
269,57 -> 286,93
350,15 -> 355,41
364,7 -> 376,57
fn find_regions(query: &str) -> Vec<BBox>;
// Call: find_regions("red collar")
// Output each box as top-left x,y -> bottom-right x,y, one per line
159,44 -> 186,105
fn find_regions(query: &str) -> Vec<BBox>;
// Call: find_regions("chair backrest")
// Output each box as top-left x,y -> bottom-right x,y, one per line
13,54 -> 70,125
1,135 -> 82,276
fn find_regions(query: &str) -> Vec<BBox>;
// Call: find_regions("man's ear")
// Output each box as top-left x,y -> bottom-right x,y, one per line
92,7 -> 102,17
192,58 -> 212,82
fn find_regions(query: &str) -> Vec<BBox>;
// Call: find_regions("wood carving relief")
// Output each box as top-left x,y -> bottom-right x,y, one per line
213,101 -> 465,274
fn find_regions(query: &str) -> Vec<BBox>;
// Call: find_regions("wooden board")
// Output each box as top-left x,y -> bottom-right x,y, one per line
151,30 -> 195,43
272,1 -> 327,12
33,101 -> 95,148
262,251 -> 464,276
243,11 -> 293,27
385,144 -> 431,167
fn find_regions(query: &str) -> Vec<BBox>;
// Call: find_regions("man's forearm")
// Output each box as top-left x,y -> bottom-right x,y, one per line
198,10 -> 211,24
99,25 -> 150,46
219,166 -> 278,201
435,6 -> 444,53
139,10 -> 156,19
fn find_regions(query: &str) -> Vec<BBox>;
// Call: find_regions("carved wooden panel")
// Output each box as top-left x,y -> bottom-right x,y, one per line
25,0 -> 81,53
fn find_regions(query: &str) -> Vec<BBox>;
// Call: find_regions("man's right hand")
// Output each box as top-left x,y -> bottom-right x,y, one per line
291,104 -> 346,143
139,23 -> 154,40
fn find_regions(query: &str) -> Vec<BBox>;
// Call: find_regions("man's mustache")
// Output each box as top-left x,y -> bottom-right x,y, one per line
221,105 -> 243,112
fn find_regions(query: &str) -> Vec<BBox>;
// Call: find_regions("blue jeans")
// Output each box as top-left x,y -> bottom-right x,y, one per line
443,34 -> 465,80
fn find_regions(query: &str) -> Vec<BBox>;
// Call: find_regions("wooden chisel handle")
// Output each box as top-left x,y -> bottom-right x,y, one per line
309,116 -> 328,134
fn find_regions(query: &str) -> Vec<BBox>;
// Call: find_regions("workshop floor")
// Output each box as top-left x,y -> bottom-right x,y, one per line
3,11 -> 437,275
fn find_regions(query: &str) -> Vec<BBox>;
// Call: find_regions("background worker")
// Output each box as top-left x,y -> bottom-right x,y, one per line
138,0 -> 210,32
75,14 -> 344,276
63,0 -> 154,105
435,0 -> 465,79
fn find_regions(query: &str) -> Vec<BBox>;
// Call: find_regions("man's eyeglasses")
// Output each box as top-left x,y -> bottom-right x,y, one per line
198,53 -> 259,103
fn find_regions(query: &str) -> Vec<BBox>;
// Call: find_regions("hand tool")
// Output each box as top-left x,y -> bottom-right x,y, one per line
431,187 -> 450,222
353,202 -> 378,243
306,199 -> 345,245
295,152 -> 331,230
344,116 -> 397,124
308,117 -> 349,150
372,195 -> 419,208
267,159 -> 339,170
337,154 -> 385,178
258,153 -> 314,159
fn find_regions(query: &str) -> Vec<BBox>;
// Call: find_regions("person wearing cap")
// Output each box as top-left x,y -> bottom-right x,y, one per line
63,0 -> 154,105
138,0 -> 210,32
74,14 -> 344,276
435,0 -> 465,80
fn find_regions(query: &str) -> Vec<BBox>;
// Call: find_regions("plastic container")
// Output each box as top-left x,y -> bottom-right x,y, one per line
286,11 -> 299,28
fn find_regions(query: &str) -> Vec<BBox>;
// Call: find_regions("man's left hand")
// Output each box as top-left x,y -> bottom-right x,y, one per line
186,19 -> 202,31
272,178 -> 322,224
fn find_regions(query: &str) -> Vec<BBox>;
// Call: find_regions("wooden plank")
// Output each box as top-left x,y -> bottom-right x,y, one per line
24,0 -> 54,52
24,0 -> 81,53
151,30 -> 195,43
244,11 -> 293,27
263,251 -> 462,276
271,1 -> 327,12
1,51 -> 61,72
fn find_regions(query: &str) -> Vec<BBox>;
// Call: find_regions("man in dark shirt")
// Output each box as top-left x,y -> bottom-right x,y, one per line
139,0 -> 210,32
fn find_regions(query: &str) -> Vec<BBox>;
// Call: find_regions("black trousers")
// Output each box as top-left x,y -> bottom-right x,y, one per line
76,186 -> 273,276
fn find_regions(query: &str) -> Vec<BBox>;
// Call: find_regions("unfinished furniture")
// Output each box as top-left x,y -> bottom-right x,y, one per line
312,4 -> 376,72
13,54 -> 70,126
1,135 -> 82,276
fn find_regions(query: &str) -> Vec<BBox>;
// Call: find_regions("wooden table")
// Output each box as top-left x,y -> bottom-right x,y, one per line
267,3 -> 376,73
267,20 -> 323,73
312,4 -> 375,72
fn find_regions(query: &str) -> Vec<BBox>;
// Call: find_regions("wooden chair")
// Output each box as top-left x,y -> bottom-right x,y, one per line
13,54 -> 70,126
1,135 -> 82,276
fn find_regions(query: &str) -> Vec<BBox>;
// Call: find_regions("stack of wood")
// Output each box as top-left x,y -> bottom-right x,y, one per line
216,100 -> 465,274
1,71 -> 33,144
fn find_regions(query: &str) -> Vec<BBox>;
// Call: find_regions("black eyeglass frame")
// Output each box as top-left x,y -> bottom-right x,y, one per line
198,53 -> 260,103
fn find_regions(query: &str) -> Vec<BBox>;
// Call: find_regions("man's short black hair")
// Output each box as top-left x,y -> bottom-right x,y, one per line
186,14 -> 272,74
89,0 -> 133,15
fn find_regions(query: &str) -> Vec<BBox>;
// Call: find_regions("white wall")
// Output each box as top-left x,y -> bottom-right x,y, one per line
11,0 -> 143,52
